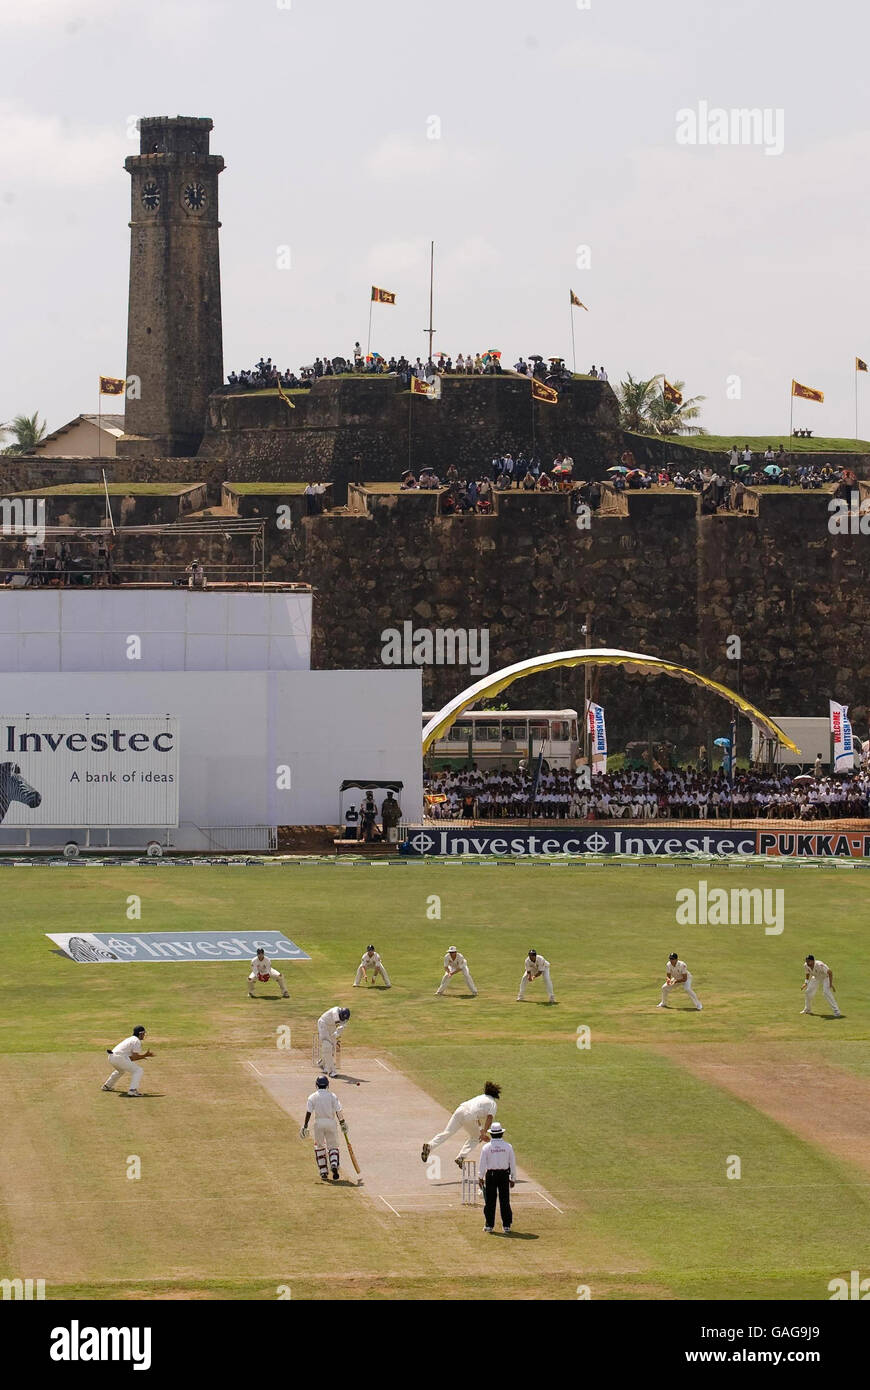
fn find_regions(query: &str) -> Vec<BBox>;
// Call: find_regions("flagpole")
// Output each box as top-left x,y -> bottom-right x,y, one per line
789,381 -> 793,443
366,296 -> 373,358
425,240 -> 435,365
855,364 -> 859,441
97,382 -> 102,462
569,300 -> 576,375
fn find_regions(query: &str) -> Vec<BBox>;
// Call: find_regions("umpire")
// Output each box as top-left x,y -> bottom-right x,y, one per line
477,1121 -> 516,1234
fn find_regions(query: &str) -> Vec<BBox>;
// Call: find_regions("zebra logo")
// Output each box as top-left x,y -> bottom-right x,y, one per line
65,937 -> 120,963
0,763 -> 41,825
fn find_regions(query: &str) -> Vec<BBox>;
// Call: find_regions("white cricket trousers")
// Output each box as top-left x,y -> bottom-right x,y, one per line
318,1027 -> 340,1073
313,1118 -> 341,1176
354,963 -> 391,986
804,978 -> 841,1015
428,1107 -> 481,1159
248,968 -> 288,994
104,1054 -> 143,1093
518,967 -> 554,1001
662,973 -> 701,1008
436,965 -> 476,995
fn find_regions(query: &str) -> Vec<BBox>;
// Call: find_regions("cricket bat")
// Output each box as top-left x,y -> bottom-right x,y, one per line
344,1130 -> 361,1175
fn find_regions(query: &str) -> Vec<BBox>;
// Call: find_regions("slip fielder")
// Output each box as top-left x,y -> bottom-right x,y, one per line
435,946 -> 477,997
421,1080 -> 501,1168
300,1075 -> 346,1181
801,955 -> 842,1016
657,952 -> 702,1010
316,1005 -> 350,1076
101,1025 -> 154,1097
248,946 -> 290,999
516,948 -> 556,1003
353,944 -> 391,988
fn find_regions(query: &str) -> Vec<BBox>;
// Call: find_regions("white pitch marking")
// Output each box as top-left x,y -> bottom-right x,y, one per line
246,1061 -> 264,1076
536,1191 -> 564,1213
378,1195 -> 401,1217
374,1059 -> 390,1071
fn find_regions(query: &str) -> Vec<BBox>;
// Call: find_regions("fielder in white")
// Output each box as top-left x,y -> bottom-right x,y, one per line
102,1025 -> 154,1096
248,946 -> 290,999
421,1081 -> 500,1168
516,948 -> 556,1004
316,1005 -> 350,1076
301,1074 -> 346,1181
436,946 -> 477,997
801,955 -> 842,1017
353,944 -> 391,988
657,952 -> 702,1010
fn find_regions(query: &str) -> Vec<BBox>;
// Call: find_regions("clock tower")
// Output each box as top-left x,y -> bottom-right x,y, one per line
120,116 -> 224,457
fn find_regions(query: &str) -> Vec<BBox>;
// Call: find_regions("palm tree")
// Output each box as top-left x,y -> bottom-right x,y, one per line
0,412 -> 47,455
650,381 -> 707,437
617,374 -> 662,433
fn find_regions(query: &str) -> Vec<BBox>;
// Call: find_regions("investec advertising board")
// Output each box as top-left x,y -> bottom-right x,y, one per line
403,827 -> 870,858
0,715 -> 179,827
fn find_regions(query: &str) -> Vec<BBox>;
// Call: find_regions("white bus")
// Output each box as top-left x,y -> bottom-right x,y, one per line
422,709 -> 580,770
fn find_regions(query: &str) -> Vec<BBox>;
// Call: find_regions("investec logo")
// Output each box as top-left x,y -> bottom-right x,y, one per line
4,723 -> 175,754
381,622 -> 489,676
0,497 -> 46,543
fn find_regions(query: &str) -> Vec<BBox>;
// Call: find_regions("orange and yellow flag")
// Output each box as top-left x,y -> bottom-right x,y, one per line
570,290 -> 587,309
662,379 -> 683,406
792,379 -> 824,402
531,378 -> 559,404
371,286 -> 396,304
856,357 -> 867,373
99,375 -> 125,395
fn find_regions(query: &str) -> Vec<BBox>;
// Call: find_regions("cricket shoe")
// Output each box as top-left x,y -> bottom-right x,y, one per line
281,992 -> 290,999
504,1227 -> 512,1233
421,1143 -> 430,1163
248,992 -> 255,998
100,1085 -> 114,1092
454,1157 -> 464,1169
656,1002 -> 667,1008
696,1004 -> 703,1011
331,1167 -> 340,1181
471,991 -> 478,997
125,1090 -> 142,1097
515,996 -> 522,1002
320,1173 -> 329,1182
800,1009 -> 811,1015
483,1227 -> 493,1234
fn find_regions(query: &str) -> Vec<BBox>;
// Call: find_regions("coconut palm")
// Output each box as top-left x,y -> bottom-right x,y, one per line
617,374 -> 662,433
0,412 -> 47,455
650,381 -> 707,436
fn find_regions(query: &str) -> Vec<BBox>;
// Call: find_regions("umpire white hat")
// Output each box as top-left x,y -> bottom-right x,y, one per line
490,1122 -> 504,1136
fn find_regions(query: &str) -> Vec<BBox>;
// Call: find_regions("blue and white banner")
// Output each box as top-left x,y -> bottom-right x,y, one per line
46,930 -> 310,963
830,700 -> 855,771
401,827 -> 870,858
586,701 -> 607,760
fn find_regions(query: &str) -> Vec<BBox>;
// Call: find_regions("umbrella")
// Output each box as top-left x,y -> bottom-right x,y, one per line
733,463 -> 751,474
792,774 -> 814,784
763,464 -> 781,476
713,737 -> 732,748
548,357 -> 564,363
607,465 -> 629,474
528,354 -> 544,362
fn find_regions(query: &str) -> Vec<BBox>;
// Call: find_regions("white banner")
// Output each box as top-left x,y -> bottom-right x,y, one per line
0,715 -> 179,827
830,700 -> 855,772
586,701 -> 608,776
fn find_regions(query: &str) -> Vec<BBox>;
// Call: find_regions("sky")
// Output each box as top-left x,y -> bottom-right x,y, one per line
1,0 -> 869,439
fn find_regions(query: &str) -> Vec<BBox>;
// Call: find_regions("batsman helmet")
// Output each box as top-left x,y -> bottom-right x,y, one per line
528,948 -> 537,957
338,1007 -> 351,1022
256,946 -> 265,955
367,944 -> 375,951
669,953 -> 679,962
315,1075 -> 329,1088
133,1025 -> 146,1038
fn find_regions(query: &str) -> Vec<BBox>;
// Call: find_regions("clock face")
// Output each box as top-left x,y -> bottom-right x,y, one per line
141,181 -> 160,211
183,183 -> 206,212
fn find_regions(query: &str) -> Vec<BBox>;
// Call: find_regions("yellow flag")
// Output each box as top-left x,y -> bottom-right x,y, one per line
791,379 -> 823,402
857,357 -> 867,373
531,378 -> 559,404
371,286 -> 396,304
99,375 -> 125,395
275,377 -> 296,410
570,290 -> 587,309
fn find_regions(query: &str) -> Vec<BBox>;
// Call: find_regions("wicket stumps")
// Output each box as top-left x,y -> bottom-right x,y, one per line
461,1160 -> 478,1206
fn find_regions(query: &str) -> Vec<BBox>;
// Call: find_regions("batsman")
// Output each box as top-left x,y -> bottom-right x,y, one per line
300,1075 -> 346,1182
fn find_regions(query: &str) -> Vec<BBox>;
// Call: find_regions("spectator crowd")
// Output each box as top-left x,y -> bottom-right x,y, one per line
423,765 -> 870,821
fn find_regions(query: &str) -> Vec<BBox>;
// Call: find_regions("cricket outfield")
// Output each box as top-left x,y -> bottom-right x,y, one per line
0,863 -> 868,1302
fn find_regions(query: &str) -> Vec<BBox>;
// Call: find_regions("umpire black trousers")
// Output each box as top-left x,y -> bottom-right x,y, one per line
483,1169 -> 513,1229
